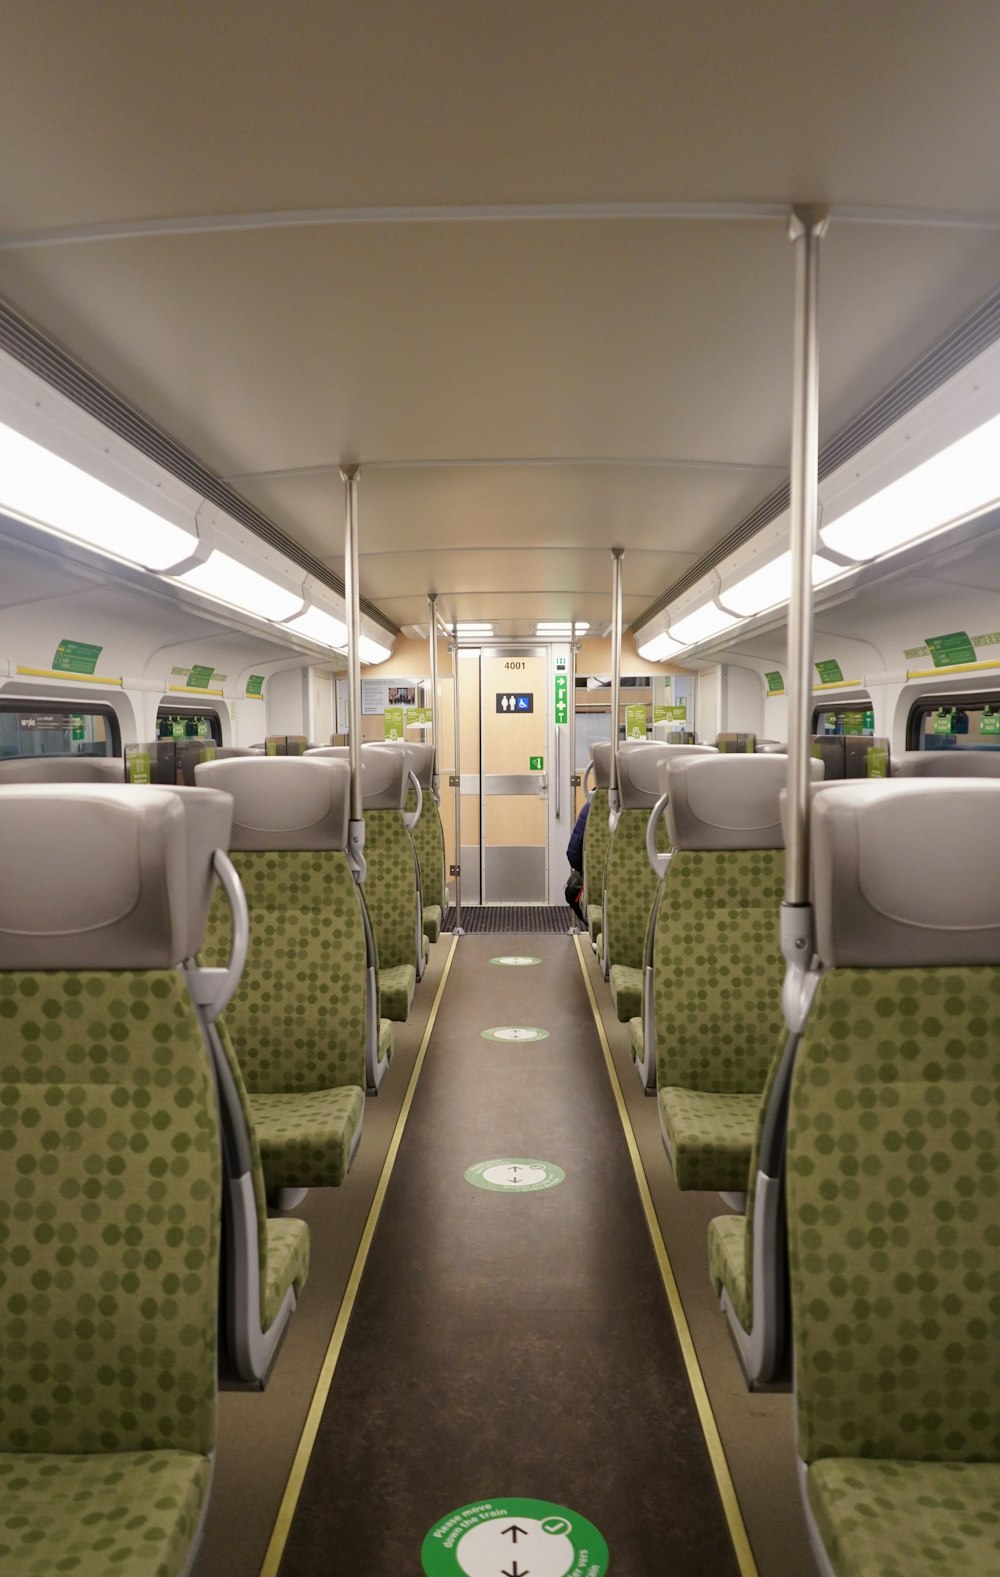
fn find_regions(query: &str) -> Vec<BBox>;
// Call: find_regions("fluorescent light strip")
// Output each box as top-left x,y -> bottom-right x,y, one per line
359,634 -> 392,664
0,419 -> 197,571
636,631 -> 687,661
668,602 -> 740,646
720,551 -> 844,617
176,550 -> 304,621
821,408 -> 1000,562
285,606 -> 349,650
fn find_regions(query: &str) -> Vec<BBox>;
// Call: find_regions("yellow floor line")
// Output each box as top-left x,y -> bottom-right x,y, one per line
258,934 -> 460,1577
573,934 -> 760,1577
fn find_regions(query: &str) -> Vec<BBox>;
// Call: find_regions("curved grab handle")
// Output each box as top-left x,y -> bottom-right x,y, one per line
187,849 -> 250,1023
645,791 -> 672,880
583,759 -> 597,803
402,769 -> 423,830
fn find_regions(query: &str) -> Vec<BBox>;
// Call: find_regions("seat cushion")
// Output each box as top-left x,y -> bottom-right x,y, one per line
379,963 -> 416,1022
609,963 -> 643,1023
807,1458 -> 1000,1577
708,1211 -> 750,1332
262,1217 -> 311,1334
587,902 -> 603,942
628,1015 -> 644,1065
378,1016 -> 394,1067
423,903 -> 442,943
0,1450 -> 212,1577
250,1085 -> 365,1188
659,1086 -> 759,1192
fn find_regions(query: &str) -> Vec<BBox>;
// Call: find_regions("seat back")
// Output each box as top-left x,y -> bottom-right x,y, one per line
357,744 -> 422,973
195,756 -> 367,1093
398,742 -> 446,920
893,749 -> 1000,777
716,731 -> 757,753
603,742 -> 713,972
654,754 -> 820,1097
0,755 -> 123,784
788,780 -> 1000,1465
811,734 -> 890,780
0,783 -> 227,1455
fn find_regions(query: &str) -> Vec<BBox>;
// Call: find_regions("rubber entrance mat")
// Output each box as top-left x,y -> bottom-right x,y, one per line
442,904 -> 579,934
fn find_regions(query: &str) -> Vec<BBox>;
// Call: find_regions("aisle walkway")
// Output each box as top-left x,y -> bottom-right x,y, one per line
275,933 -> 744,1575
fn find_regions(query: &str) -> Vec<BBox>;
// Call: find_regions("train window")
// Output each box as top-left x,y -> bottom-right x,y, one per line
154,705 -> 223,744
811,701 -> 875,737
906,691 -> 1000,751
0,700 -> 120,758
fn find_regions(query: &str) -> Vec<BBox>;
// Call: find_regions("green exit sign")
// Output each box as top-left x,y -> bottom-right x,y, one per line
529,755 -> 544,771
553,673 -> 568,725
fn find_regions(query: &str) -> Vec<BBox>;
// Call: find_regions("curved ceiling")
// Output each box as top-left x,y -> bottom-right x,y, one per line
1,0 -> 998,634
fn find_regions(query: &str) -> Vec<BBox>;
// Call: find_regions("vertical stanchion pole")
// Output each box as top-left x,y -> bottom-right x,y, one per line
451,621 -> 464,935
341,464 -> 366,882
782,204 -> 828,1029
428,593 -> 440,801
608,547 -> 625,817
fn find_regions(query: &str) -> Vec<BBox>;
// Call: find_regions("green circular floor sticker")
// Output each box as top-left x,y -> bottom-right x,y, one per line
422,1497 -> 608,1576
489,955 -> 542,967
464,1159 -> 565,1193
481,1026 -> 550,1043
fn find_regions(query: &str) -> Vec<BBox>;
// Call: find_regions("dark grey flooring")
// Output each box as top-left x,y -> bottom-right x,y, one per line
277,935 -> 743,1576
442,904 -> 579,933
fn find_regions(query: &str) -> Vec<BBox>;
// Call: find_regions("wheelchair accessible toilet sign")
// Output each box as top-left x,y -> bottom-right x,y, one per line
421,1497 -> 609,1576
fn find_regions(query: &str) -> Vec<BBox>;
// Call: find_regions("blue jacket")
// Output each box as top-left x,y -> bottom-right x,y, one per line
566,801 -> 590,870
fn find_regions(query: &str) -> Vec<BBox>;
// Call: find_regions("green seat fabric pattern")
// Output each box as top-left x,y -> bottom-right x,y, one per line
215,1019 -> 309,1329
659,1086 -> 761,1192
202,849 -> 367,1095
788,966 -> 1000,1468
378,963 -> 416,1024
707,1213 -> 750,1332
362,810 -> 421,1013
604,807 -> 669,978
407,789 -> 445,939
0,1450 -> 213,1577
807,1458 -> 1000,1577
0,970 -> 219,1458
582,787 -> 610,925
249,1086 -> 365,1189
628,1015 -> 644,1065
263,1219 -> 311,1334
609,963 -> 643,1024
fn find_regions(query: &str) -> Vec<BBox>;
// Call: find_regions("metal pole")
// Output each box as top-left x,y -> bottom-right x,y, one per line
608,547 -> 625,816
341,464 -> 366,882
450,621 -> 464,934
782,204 -> 828,1027
428,593 -> 440,800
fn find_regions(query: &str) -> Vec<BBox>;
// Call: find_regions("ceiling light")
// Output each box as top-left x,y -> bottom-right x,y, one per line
636,630 -> 687,661
537,621 -> 590,632
720,551 -> 845,617
285,606 -> 349,650
359,634 -> 393,664
821,409 -> 1000,562
0,419 -> 198,571
175,550 -> 304,621
455,623 -> 493,634
668,602 -> 740,647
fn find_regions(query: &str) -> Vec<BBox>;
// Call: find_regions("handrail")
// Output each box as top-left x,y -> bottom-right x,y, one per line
186,849 -> 249,1023
403,769 -> 423,830
645,791 -> 672,880
582,758 -> 596,803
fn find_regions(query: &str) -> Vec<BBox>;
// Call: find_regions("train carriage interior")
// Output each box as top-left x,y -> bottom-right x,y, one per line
1,6 -> 999,1576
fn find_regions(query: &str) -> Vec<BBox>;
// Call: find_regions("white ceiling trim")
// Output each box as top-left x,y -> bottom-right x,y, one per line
222,455 -> 787,483
3,200 -> 1000,252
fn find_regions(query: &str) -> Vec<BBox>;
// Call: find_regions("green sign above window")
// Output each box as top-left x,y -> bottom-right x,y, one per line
764,670 -> 785,694
925,631 -> 977,668
815,659 -> 844,684
186,665 -> 215,690
52,639 -> 102,675
245,674 -> 265,698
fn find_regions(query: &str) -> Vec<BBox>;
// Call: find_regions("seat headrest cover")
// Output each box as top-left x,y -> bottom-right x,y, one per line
590,743 -> 612,789
812,780 -> 1000,967
359,743 -> 409,809
667,753 -> 823,850
195,756 -> 350,850
0,783 -> 233,969
894,751 -> 1000,779
618,740 -> 716,809
385,739 -> 434,787
0,756 -> 124,785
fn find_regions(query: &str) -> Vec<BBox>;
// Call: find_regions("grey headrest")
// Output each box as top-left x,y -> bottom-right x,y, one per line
0,783 -> 233,969
305,744 -> 410,810
893,751 -> 1000,779
812,781 -> 1000,967
0,756 -> 124,785
214,746 -> 254,760
650,743 -> 721,796
384,739 -> 435,788
591,743 -> 612,790
756,740 -> 787,754
667,753 -> 823,850
618,740 -> 717,809
195,756 -> 350,850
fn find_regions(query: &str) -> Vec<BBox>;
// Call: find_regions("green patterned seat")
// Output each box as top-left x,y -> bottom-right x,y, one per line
601,742 -> 676,1018
654,753 -> 812,1192
583,746 -> 612,945
357,745 -> 424,1017
0,783 -> 227,1577
786,780 -> 1000,1577
197,756 -> 367,1184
